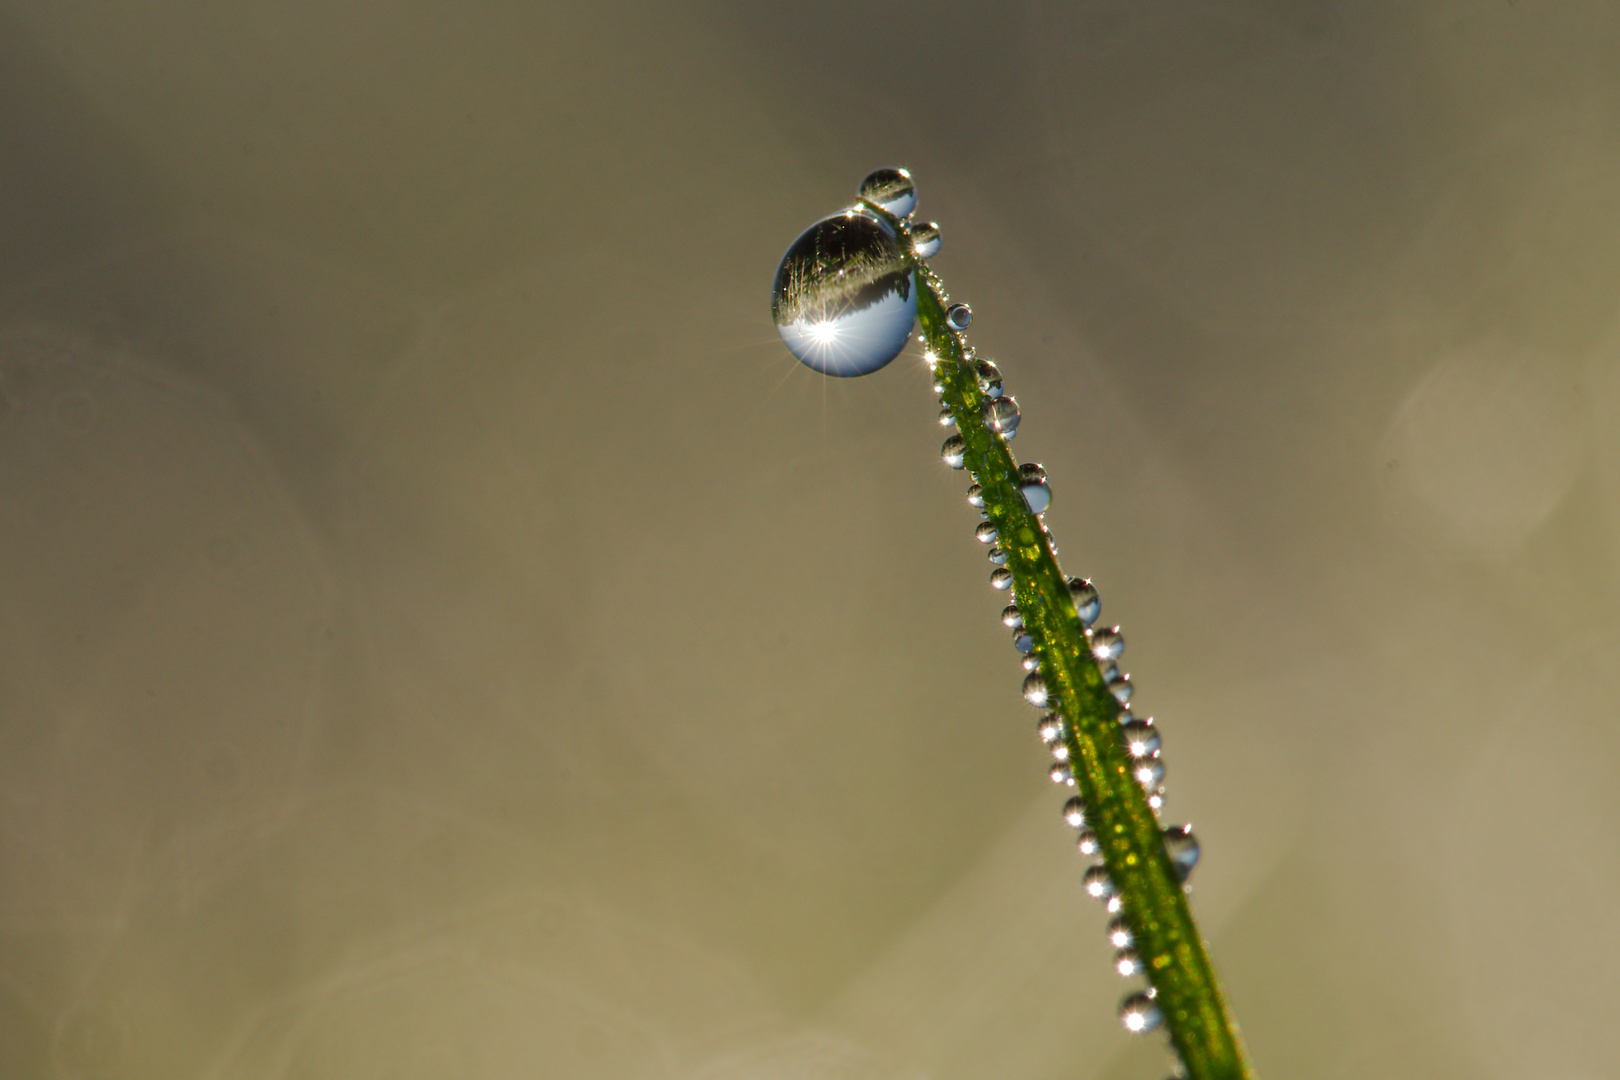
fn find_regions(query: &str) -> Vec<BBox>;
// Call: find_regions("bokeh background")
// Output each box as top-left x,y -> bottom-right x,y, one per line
2,1 -> 1618,1077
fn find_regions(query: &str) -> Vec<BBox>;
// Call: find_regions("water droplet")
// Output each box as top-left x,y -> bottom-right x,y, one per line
985,396 -> 1021,436
1050,741 -> 1070,762
943,435 -> 967,468
938,406 -> 957,427
1106,894 -> 1124,913
975,360 -> 1003,397
1068,579 -> 1100,626
1022,672 -> 1048,707
1121,719 -> 1161,758
1120,992 -> 1163,1034
1100,663 -> 1120,683
1114,948 -> 1143,978
1021,480 -> 1052,515
858,167 -> 917,219
772,212 -> 917,376
1021,652 -> 1041,672
1109,676 -> 1134,704
910,221 -> 941,258
1164,824 -> 1201,881
1019,463 -> 1046,483
946,303 -> 972,330
1083,865 -> 1116,901
976,521 -> 999,544
1077,828 -> 1101,857
1011,625 -> 1034,652
1038,714 -> 1063,743
1147,788 -> 1166,813
932,377 -> 947,394
1107,915 -> 1133,950
966,483 -> 984,507
1050,762 -> 1074,785
1090,626 -> 1125,662
1062,796 -> 1086,828
1001,603 -> 1022,628
1132,758 -> 1166,789
990,567 -> 1014,590
988,545 -> 1009,566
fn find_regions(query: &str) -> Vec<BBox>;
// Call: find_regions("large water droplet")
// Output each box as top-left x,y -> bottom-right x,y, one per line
985,396 -> 1021,436
1062,796 -> 1086,828
1114,948 -> 1143,978
1001,603 -> 1022,628
990,567 -> 1014,590
1090,626 -> 1125,661
1068,579 -> 1100,626
1022,480 -> 1052,515
988,545 -> 1009,566
975,360 -> 1003,397
910,221 -> 941,258
1132,758 -> 1166,789
976,521 -> 999,544
772,212 -> 917,377
858,167 -> 917,219
1038,714 -> 1063,743
1121,719 -> 1161,759
1107,914 -> 1133,950
942,435 -> 967,468
1083,866 -> 1115,901
1164,824 -> 1201,881
1077,828 -> 1101,857
1022,672 -> 1048,707
966,483 -> 984,507
1120,992 -> 1163,1034
946,303 -> 972,330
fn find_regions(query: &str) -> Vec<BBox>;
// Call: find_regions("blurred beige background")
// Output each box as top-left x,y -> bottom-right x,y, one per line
1,1 -> 1618,1077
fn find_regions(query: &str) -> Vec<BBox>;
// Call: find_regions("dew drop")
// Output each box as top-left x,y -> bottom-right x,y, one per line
946,303 -> 972,330
990,567 -> 1014,591
1164,824 -> 1201,881
1019,462 -> 1046,483
910,221 -> 941,258
1021,652 -> 1040,672
942,435 -> 967,469
974,361 -> 1003,400
1106,894 -> 1124,913
988,545 -> 1009,566
858,167 -> 917,218
772,211 -> 917,376
1050,741 -> 1070,761
1038,714 -> 1063,743
1022,672 -> 1048,707
1001,604 -> 1022,628
1082,865 -> 1116,901
985,396 -> 1021,436
1077,828 -> 1101,857
1121,719 -> 1161,759
1109,676 -> 1134,705
1090,626 -> 1125,661
1062,796 -> 1086,828
1107,915 -> 1133,950
1021,480 -> 1052,515
1068,579 -> 1100,626
1147,788 -> 1166,813
938,406 -> 957,427
1132,758 -> 1166,789
1120,992 -> 1163,1034
966,483 -> 984,507
976,521 -> 999,545
1114,948 -> 1143,978
1049,762 -> 1073,785
1011,625 -> 1034,652
932,377 -> 947,394
1100,663 -> 1120,684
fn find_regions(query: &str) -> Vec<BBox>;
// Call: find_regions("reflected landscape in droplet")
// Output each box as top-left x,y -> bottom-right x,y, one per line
771,212 -> 917,377
858,167 -> 917,219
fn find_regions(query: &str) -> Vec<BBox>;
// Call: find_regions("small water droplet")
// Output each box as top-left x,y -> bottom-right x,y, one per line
1147,788 -> 1166,813
1107,915 -> 1133,950
1038,714 -> 1064,743
1090,626 -> 1125,661
1077,828 -> 1101,857
1021,480 -> 1051,515
1100,663 -> 1120,683
1083,865 -> 1115,901
1120,992 -> 1163,1034
910,221 -> 941,258
966,483 -> 984,507
946,303 -> 972,330
1132,758 -> 1166,789
1001,603 -> 1022,628
1114,948 -> 1143,978
1019,462 -> 1046,483
858,167 -> 917,219
1050,762 -> 1073,784
1062,795 -> 1086,828
976,521 -> 999,544
1121,719 -> 1160,758
1050,741 -> 1070,761
985,396 -> 1021,436
1022,672 -> 1048,707
1164,824 -> 1200,881
772,211 -> 917,376
1106,894 -> 1124,913
938,406 -> 957,427
988,545 -> 1009,566
1021,652 -> 1041,672
943,435 -> 967,468
1068,579 -> 1100,626
1011,625 -> 1035,652
975,359 -> 1003,397
932,377 -> 947,394
1109,676 -> 1134,704
990,567 -> 1014,590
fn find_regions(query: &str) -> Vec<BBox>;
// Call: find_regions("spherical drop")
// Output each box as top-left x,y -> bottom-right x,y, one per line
990,567 -> 1015,591
1077,828 -> 1101,857
1106,914 -> 1133,950
1090,626 -> 1125,662
1019,462 -> 1047,483
1050,741 -> 1070,762
1022,672 -> 1048,707
946,303 -> 972,330
910,221 -> 941,258
772,211 -> 917,376
1147,788 -> 1166,813
942,435 -> 967,469
1021,651 -> 1041,672
985,396 -> 1021,436
1062,796 -> 1086,828
1001,604 -> 1023,628
1049,762 -> 1073,785
1068,579 -> 1100,626
988,545 -> 1009,566
976,521 -> 999,544
1114,948 -> 1143,978
966,483 -> 984,507
1133,758 -> 1165,789
858,167 -> 917,219
975,360 -> 1003,397
1082,865 -> 1115,901
1021,480 -> 1052,515
938,406 -> 957,427
1121,719 -> 1161,759
1119,992 -> 1163,1034
1109,676 -> 1134,705
1164,824 -> 1201,881
1011,625 -> 1035,653
1038,714 -> 1063,743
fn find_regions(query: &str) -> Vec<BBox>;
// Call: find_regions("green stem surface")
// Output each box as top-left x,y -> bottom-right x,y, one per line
916,275 -> 1254,1080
